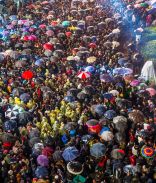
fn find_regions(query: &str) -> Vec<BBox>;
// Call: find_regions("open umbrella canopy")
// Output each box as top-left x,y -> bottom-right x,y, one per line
104,110 -> 117,120
5,105 -> 24,119
77,71 -> 91,79
141,146 -> 155,159
85,66 -> 95,73
100,131 -> 114,141
22,70 -> 33,80
3,120 -> 17,132
35,166 -> 49,179
113,67 -> 133,76
146,88 -> 156,96
91,104 -> 106,117
18,111 -> 33,126
20,93 -> 31,103
33,143 -> 44,156
67,161 -> 83,175
37,155 -> 49,166
62,146 -> 79,161
12,87 -> 25,97
64,95 -> 76,103
100,74 -> 114,83
111,149 -> 125,159
90,143 -> 106,158
128,110 -> 145,123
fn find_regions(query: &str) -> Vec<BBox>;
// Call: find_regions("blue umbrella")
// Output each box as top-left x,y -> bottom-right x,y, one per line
100,127 -> 110,135
90,143 -> 106,158
62,21 -> 70,27
103,92 -> 113,100
104,110 -> 117,120
92,104 -> 106,117
35,166 -> 49,178
3,120 -> 17,132
118,58 -> 127,66
64,95 -> 75,103
35,59 -> 44,66
20,93 -> 31,103
85,66 -> 95,73
113,68 -> 133,76
62,146 -> 79,161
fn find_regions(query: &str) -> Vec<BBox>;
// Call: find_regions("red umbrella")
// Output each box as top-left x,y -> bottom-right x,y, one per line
51,21 -> 58,26
46,30 -> 54,37
146,88 -> 156,96
77,71 -> 91,79
43,43 -> 54,50
89,43 -> 97,48
28,35 -> 37,41
39,24 -> 46,29
22,70 -> 33,80
23,35 -> 29,41
66,32 -> 72,37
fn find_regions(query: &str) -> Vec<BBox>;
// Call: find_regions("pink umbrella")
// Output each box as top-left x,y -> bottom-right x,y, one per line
46,30 -> 54,37
39,24 -> 46,29
146,88 -> 156,96
130,80 -> 140,87
37,155 -> 49,166
77,71 -> 91,79
28,35 -> 37,41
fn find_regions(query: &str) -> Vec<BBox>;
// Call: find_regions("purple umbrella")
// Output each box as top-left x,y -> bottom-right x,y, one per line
37,155 -> 49,166
100,74 -> 114,83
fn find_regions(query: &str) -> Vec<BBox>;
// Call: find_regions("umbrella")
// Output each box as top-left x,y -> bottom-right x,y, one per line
1,133 -> 16,143
86,16 -> 93,21
62,21 -> 70,27
104,110 -> 117,120
22,70 -> 33,80
100,131 -> 114,141
53,150 -> 63,162
37,155 -> 49,166
5,105 -> 24,119
35,166 -> 49,178
103,93 -> 113,100
64,122 -> 76,131
111,149 -> 125,159
46,30 -> 54,37
141,146 -> 155,159
100,74 -> 114,83
146,88 -> 156,96
90,143 -> 106,158
128,110 -> 144,123
35,59 -> 44,66
116,98 -> 131,109
40,86 -> 51,92
77,71 -> 91,79
113,116 -> 127,124
29,128 -> 40,139
62,146 -> 79,161
113,68 -> 133,76
81,134 -> 93,143
67,88 -> 78,97
67,161 -> 83,175
83,85 -> 94,95
91,104 -> 106,117
85,66 -> 95,73
28,35 -> 37,41
29,137 -> 41,147
109,90 -> 119,96
53,50 -> 64,57
64,95 -> 76,103
33,143 -> 44,156
86,56 -> 96,63
43,43 -> 54,50
3,120 -> 17,132
18,112 -> 33,126
15,60 -> 27,68
130,80 -> 140,87
42,147 -> 53,157
86,119 -> 101,134
12,88 -> 25,97
20,93 -> 31,103
77,92 -> 88,100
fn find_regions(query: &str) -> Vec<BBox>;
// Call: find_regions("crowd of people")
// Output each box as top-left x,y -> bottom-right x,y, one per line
0,0 -> 156,182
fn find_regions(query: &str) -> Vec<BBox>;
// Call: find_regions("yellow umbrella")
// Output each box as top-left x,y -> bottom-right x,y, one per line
68,26 -> 77,31
86,56 -> 97,63
67,56 -> 75,61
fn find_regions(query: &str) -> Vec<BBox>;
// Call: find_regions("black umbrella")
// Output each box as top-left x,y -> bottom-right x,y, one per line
18,111 -> 33,126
